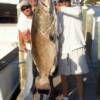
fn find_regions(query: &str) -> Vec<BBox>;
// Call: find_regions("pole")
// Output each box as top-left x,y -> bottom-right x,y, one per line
85,8 -> 95,64
97,17 -> 100,60
96,16 -> 100,95
82,5 -> 88,38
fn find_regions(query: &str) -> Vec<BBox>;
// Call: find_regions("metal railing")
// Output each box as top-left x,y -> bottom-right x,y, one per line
0,47 -> 18,70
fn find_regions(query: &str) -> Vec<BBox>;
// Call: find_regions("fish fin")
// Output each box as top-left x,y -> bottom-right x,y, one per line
50,55 -> 57,76
32,57 -> 40,73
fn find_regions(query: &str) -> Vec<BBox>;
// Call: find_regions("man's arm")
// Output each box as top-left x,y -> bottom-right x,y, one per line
55,6 -> 82,17
19,31 -> 31,52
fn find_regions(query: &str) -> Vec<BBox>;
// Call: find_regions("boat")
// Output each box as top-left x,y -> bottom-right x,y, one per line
0,3 -> 19,100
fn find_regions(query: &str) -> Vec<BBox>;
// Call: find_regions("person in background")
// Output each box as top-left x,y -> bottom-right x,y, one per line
17,1 -> 34,99
55,0 -> 89,100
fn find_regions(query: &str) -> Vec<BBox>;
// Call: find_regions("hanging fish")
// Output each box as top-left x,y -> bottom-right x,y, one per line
31,0 -> 58,89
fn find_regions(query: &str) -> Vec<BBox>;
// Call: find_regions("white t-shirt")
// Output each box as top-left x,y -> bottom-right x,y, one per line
17,12 -> 32,33
17,12 -> 32,50
58,6 -> 86,54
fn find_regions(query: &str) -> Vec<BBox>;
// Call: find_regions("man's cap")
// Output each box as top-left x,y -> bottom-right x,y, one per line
17,0 -> 31,10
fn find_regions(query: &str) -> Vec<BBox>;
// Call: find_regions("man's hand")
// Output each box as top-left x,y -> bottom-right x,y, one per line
19,31 -> 31,52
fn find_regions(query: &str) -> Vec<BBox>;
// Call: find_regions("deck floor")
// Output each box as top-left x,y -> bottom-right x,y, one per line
16,67 -> 100,100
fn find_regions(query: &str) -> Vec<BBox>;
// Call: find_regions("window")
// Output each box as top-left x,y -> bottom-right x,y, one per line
0,3 -> 17,23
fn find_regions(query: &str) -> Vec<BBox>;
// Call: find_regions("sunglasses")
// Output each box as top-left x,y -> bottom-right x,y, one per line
21,5 -> 31,11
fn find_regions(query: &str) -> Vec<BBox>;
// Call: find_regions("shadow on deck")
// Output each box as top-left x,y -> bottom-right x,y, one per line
16,66 -> 100,100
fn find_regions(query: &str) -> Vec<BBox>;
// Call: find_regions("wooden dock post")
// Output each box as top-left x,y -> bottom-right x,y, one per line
85,8 -> 95,64
18,43 -> 26,90
97,16 -> 100,61
82,5 -> 88,38
96,16 -> 100,95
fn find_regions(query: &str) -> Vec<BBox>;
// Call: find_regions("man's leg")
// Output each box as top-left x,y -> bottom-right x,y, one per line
61,75 -> 69,100
75,74 -> 84,100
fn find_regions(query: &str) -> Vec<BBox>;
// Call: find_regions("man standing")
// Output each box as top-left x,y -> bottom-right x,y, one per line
55,0 -> 89,100
17,1 -> 34,99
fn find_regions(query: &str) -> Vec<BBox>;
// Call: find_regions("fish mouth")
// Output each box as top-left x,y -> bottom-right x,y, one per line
35,76 -> 50,90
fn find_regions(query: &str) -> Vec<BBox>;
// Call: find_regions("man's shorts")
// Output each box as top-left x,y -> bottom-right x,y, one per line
58,47 -> 89,75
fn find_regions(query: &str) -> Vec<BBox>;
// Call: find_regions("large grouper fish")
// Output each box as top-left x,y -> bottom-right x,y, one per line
31,0 -> 58,89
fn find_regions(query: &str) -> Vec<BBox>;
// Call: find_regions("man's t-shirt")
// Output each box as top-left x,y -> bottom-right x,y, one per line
17,12 -> 32,33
